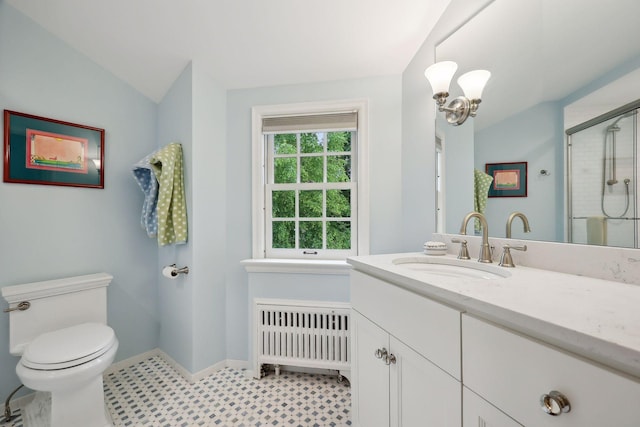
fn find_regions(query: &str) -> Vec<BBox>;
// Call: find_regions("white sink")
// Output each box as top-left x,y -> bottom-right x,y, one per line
392,256 -> 511,280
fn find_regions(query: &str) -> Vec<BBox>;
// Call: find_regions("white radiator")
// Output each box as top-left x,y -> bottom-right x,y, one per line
253,299 -> 350,378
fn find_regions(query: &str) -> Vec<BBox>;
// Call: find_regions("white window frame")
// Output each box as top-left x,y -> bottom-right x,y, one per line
251,99 -> 370,260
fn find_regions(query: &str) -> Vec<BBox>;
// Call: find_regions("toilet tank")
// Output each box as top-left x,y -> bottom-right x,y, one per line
1,273 -> 113,356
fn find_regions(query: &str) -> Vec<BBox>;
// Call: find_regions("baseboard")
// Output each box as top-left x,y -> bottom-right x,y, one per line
161,354 -> 251,383
112,349 -> 251,384
225,359 -> 251,371
105,348 -> 162,374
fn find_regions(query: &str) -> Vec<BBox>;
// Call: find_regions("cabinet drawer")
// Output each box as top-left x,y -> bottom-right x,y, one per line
463,387 -> 522,427
351,270 -> 461,379
462,314 -> 640,426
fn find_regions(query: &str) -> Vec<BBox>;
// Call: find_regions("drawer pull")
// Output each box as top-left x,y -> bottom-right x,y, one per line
374,348 -> 388,359
540,390 -> 571,416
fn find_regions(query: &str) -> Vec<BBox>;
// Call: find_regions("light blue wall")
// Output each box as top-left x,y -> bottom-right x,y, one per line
475,102 -> 564,241
438,116 -> 474,233
191,63 -> 227,371
0,1 -> 159,398
225,76 -> 403,361
155,61 -> 228,373
156,64 -> 195,370
401,0 -> 493,249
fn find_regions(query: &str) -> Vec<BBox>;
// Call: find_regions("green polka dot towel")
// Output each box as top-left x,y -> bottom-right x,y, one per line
150,143 -> 188,246
474,168 -> 493,233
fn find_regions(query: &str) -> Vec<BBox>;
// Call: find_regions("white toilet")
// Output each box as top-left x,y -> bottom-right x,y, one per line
2,273 -> 119,427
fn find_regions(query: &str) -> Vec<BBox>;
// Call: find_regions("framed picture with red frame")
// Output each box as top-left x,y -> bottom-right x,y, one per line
4,110 -> 104,188
486,161 -> 527,197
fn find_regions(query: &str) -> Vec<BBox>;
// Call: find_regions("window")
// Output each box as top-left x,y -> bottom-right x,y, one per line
252,100 -> 369,260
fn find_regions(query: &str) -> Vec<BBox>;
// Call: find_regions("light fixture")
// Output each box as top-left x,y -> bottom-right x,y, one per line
424,61 -> 491,126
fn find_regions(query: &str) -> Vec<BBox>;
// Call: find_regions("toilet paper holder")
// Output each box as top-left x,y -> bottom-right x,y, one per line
165,264 -> 189,277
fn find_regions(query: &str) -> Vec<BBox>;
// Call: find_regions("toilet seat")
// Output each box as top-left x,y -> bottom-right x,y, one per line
21,323 -> 116,371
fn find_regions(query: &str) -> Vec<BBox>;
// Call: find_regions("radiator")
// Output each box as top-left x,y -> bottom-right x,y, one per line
254,299 -> 350,377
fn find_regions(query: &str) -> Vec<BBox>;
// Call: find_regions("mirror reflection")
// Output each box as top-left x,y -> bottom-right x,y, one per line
435,0 -> 640,248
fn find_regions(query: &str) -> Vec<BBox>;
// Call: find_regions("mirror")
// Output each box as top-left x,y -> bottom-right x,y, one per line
436,0 -> 640,246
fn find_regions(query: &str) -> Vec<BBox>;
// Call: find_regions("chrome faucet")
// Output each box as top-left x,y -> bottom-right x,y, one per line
506,212 -> 531,238
459,212 -> 492,263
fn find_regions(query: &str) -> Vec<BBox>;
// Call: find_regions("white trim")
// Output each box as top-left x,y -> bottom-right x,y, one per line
105,348 -> 162,374
241,258 -> 352,275
106,348 -> 251,384
252,99 -> 370,260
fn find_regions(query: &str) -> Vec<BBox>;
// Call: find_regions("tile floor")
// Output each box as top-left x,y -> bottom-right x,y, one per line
4,355 -> 352,427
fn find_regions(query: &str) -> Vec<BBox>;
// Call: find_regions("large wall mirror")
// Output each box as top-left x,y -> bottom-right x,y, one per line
436,0 -> 640,248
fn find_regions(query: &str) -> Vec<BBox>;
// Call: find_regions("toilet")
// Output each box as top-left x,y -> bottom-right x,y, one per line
2,273 -> 119,427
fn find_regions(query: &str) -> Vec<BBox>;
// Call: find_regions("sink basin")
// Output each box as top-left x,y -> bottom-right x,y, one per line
392,256 -> 510,280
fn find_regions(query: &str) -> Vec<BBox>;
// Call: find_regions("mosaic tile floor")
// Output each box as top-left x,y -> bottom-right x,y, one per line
4,355 -> 351,427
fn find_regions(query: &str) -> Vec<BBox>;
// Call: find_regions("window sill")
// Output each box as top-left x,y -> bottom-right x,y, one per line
241,258 -> 352,275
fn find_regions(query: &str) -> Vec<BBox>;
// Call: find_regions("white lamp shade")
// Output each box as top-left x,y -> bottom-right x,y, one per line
457,70 -> 491,100
424,61 -> 458,94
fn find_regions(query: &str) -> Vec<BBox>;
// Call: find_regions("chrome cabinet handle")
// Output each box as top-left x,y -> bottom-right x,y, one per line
540,390 -> 571,416
3,301 -> 30,313
384,353 -> 397,365
374,348 -> 388,359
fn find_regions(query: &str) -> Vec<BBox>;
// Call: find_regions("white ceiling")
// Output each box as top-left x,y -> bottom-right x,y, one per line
7,0 -> 451,102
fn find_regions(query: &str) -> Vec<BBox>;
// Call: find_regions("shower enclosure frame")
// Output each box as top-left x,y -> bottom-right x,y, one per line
566,99 -> 639,247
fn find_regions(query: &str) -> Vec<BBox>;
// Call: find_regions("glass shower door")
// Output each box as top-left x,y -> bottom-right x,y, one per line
568,109 -> 637,248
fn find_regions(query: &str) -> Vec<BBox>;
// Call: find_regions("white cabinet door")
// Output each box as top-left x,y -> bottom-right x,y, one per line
463,387 -> 522,427
389,336 -> 462,427
351,310 -> 390,427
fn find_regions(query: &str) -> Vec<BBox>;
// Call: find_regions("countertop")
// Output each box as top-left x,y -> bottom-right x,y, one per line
347,252 -> 640,379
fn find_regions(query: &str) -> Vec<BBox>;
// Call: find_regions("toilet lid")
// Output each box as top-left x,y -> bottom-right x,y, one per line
21,323 -> 116,370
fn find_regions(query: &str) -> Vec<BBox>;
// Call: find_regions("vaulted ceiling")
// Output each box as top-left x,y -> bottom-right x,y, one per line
7,0 -> 451,102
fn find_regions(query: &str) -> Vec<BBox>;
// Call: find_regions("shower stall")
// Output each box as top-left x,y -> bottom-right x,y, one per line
567,101 -> 639,248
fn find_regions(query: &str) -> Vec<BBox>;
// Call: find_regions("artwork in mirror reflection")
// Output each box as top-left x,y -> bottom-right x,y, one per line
435,0 -> 640,247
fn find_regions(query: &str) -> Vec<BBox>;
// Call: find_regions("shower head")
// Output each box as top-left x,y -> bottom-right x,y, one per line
608,110 -> 636,130
607,179 -> 618,185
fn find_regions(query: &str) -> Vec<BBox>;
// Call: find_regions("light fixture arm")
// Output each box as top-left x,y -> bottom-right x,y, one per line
433,94 -> 482,126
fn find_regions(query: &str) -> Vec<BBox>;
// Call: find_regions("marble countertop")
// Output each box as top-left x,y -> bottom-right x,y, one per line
347,252 -> 640,379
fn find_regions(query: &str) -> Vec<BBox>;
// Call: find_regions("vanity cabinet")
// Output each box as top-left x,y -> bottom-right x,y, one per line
350,271 -> 462,426
462,314 -> 640,426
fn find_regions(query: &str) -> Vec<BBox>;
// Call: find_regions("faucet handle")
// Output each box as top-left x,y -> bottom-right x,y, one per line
498,244 -> 527,268
451,238 -> 470,260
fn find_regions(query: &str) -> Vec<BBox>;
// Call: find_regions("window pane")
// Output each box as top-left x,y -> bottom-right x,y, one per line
326,189 -> 351,217
327,221 -> 351,249
299,221 -> 322,249
272,221 -> 295,248
299,190 -> 322,218
300,132 -> 324,153
327,155 -> 351,182
327,132 -> 351,153
273,134 -> 297,154
300,156 -> 323,183
274,157 -> 297,183
272,190 -> 295,218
